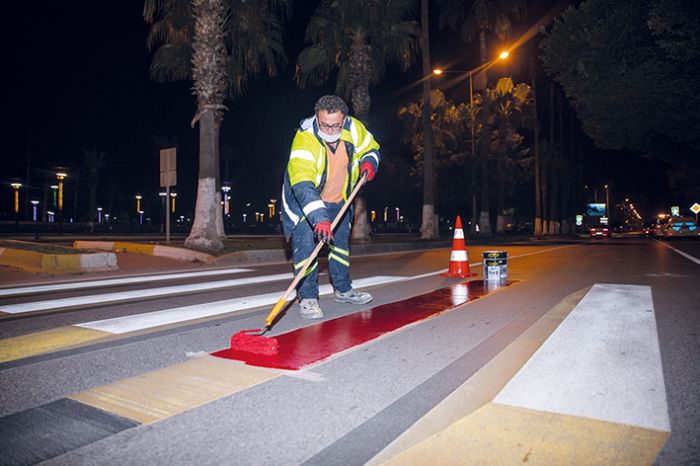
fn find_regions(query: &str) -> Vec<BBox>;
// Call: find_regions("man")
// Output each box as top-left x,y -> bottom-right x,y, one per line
281,95 -> 381,319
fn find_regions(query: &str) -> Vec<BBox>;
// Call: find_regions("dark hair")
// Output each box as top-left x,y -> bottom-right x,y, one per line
314,95 -> 348,115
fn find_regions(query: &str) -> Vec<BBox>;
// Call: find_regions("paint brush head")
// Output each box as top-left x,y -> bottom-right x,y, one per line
230,331 -> 280,356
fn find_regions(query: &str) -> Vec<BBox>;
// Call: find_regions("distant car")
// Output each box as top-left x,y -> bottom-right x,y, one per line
663,217 -> 699,239
653,219 -> 669,238
589,225 -> 611,238
642,226 -> 653,236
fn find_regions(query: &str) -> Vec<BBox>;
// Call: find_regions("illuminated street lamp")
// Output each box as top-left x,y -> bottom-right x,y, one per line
384,206 -> 388,222
47,211 -> 55,222
97,207 -> 103,223
31,200 -> 39,222
222,185 -> 231,216
269,199 -> 277,219
10,182 -> 22,215
56,171 -> 67,214
170,192 -> 177,213
135,194 -> 142,213
433,50 -> 511,232
395,207 -> 400,221
371,210 -> 376,222
50,185 -> 58,209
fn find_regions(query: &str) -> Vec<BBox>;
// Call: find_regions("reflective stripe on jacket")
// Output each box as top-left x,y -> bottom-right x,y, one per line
281,115 -> 381,240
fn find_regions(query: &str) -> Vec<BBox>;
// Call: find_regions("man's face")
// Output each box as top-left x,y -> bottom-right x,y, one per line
316,110 -> 345,135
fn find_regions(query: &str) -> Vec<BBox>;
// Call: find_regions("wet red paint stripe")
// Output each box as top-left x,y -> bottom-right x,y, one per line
212,279 -> 512,370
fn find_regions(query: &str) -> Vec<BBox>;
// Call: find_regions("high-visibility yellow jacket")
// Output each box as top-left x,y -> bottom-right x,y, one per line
281,115 -> 381,239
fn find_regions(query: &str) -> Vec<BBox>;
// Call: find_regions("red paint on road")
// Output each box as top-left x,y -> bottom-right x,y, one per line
212,279 -> 512,370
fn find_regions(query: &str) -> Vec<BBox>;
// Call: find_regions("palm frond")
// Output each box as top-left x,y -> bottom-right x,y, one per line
150,44 -> 193,81
296,46 -> 334,88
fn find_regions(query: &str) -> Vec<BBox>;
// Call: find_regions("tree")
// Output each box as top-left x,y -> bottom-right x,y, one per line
540,0 -> 700,165
399,90 -> 471,215
296,0 -> 419,241
437,0 -> 524,90
473,77 -> 532,233
184,0 -> 228,252
436,0 -> 525,234
144,0 -> 290,253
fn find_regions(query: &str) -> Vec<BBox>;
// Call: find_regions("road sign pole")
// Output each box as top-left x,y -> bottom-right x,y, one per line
166,185 -> 171,243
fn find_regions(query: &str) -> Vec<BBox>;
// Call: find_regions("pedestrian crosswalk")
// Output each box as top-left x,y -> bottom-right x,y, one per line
0,271 -> 430,363
0,267 -> 254,298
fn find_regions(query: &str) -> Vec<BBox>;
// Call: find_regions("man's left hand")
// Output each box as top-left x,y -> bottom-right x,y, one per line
360,162 -> 375,182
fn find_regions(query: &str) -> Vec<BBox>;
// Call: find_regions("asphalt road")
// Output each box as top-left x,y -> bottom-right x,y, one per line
0,235 -> 698,465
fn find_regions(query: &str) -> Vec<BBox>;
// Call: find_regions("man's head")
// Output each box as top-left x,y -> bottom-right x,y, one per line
314,95 -> 348,142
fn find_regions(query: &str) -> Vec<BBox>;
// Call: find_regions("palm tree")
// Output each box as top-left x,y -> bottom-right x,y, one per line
296,0 -> 419,242
144,0 -> 290,252
184,0 -> 228,252
472,78 -> 531,232
437,0 -> 524,234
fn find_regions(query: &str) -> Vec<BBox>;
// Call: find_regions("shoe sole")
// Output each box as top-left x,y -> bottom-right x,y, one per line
334,296 -> 373,305
300,312 -> 323,319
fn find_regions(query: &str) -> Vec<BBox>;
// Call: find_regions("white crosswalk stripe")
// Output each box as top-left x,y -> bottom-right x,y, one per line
0,272 -> 292,315
0,267 -> 253,298
78,275 -> 406,334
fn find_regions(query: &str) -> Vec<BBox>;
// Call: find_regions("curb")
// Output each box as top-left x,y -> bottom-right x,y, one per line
73,241 -> 215,264
0,246 -> 118,275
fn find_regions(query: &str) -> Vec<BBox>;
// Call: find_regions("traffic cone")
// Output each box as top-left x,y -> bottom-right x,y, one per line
441,215 -> 476,278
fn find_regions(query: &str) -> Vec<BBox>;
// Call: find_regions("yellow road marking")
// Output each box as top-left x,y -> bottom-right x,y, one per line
369,287 -> 590,466
382,403 -> 668,465
0,326 -> 110,363
70,356 -> 280,424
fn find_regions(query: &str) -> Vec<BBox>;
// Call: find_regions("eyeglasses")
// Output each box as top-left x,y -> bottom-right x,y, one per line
318,122 -> 343,131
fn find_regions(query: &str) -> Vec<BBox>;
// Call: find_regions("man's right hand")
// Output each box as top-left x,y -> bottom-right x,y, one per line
314,221 -> 333,243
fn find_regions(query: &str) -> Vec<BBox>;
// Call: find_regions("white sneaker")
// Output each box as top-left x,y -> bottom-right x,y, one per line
299,298 -> 323,319
334,289 -> 373,304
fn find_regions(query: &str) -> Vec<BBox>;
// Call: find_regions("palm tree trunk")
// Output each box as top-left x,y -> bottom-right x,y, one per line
548,82 -> 559,234
349,35 -> 373,243
532,77 -> 543,236
495,155 -> 506,233
478,140 -> 492,235
558,93 -> 569,234
420,0 -> 439,239
186,109 -> 224,252
186,0 -> 226,253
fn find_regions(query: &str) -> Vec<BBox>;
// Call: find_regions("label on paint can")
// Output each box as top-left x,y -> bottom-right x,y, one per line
483,251 -> 507,280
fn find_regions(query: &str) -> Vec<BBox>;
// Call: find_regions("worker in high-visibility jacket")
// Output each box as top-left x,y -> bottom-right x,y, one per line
281,95 -> 381,319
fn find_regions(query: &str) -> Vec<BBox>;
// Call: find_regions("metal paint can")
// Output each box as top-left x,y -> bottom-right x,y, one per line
483,251 -> 507,281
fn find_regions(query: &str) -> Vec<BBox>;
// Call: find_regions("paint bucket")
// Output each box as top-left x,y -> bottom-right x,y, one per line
483,251 -> 507,281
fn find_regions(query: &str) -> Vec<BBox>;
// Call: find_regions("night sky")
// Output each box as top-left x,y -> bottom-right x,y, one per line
3,1 -> 672,224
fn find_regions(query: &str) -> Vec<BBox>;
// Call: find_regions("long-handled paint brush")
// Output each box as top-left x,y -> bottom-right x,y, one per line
230,174 -> 368,355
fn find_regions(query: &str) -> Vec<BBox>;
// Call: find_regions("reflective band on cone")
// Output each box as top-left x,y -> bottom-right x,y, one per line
441,215 -> 477,278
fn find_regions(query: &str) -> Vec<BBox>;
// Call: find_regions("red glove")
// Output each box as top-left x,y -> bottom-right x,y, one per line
360,162 -> 375,182
314,220 -> 333,242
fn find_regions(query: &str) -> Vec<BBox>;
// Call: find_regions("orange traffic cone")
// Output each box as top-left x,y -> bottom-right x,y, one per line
441,215 -> 476,278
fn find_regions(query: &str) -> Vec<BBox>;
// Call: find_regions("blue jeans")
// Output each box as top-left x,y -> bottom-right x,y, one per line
292,201 -> 352,300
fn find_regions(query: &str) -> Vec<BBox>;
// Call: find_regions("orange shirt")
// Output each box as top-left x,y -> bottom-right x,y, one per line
321,141 -> 349,203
